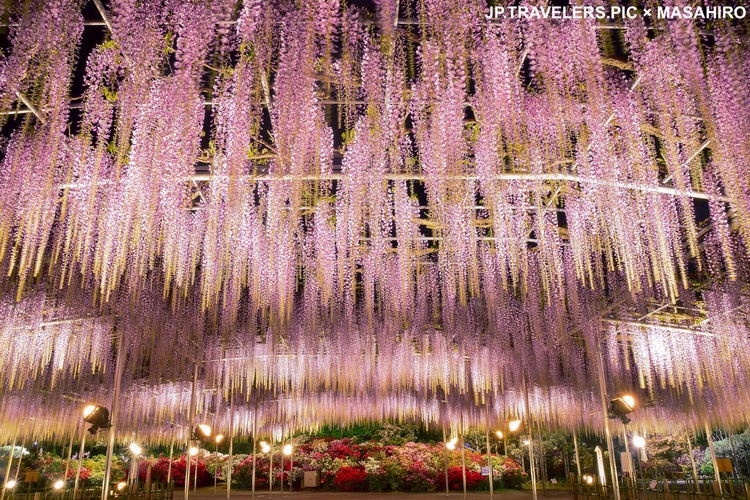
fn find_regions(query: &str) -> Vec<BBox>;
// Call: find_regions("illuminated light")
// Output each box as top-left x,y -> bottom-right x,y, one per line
129,443 -> 142,455
283,444 -> 292,456
189,447 -> 199,456
215,434 -> 224,444
523,440 -> 530,445
446,437 -> 458,450
496,431 -> 503,439
260,442 -> 271,453
53,480 -> 65,490
632,435 -> 646,448
117,482 -> 127,491
82,405 -> 110,435
583,475 -> 594,485
622,395 -> 636,410
508,420 -> 522,432
5,480 -> 16,489
194,424 -> 212,440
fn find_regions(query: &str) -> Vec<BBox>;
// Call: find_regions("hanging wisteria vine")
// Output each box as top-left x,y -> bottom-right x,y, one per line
0,0 -> 748,442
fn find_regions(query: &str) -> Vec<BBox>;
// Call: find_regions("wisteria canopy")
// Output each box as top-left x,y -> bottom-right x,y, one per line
0,0 -> 748,446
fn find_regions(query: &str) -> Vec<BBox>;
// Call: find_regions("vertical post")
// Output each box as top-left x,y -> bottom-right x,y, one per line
214,441 -> 218,494
166,425 -> 175,485
280,426 -> 283,495
290,451 -> 293,491
227,389 -> 234,500
193,455 -> 198,492
74,429 -> 87,497
460,418 -> 467,500
102,329 -> 126,500
485,398 -> 494,499
705,422 -> 722,495
596,348 -> 621,500
269,440 -> 273,496
523,373 -> 538,500
537,420 -> 547,496
574,431 -> 582,478
1,427 -> 19,500
622,427 -> 632,498
12,432 -> 25,486
686,432 -> 700,493
185,364 -> 199,500
251,400 -> 257,500
64,426 -> 76,484
442,423 -> 449,496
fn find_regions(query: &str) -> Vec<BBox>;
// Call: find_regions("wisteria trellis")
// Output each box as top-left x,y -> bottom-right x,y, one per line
0,0 -> 749,443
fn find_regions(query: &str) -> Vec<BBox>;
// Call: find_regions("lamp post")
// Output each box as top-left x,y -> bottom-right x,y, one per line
496,431 -> 507,457
191,424 -> 212,492
214,434 -> 224,494
283,444 -> 293,491
129,443 -> 142,488
188,446 -> 199,493
260,441 -> 272,495
632,435 -> 646,492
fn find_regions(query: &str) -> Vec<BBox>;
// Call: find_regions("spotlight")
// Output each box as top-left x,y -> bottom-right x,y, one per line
508,419 -> 524,433
5,480 -> 16,489
129,443 -> 142,456
82,405 -> 110,435
193,424 -> 212,441
283,444 -> 292,456
215,434 -> 224,444
609,394 -> 636,424
53,480 -> 65,490
496,430 -> 503,439
189,447 -> 199,456
583,475 -> 594,485
446,437 -> 458,450
523,440 -> 530,445
632,435 -> 646,449
260,441 -> 271,453
117,482 -> 127,491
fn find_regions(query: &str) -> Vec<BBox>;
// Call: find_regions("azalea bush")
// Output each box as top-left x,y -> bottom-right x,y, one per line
228,436 -> 527,492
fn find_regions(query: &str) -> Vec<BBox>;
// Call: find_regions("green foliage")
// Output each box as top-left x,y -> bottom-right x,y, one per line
83,454 -> 126,484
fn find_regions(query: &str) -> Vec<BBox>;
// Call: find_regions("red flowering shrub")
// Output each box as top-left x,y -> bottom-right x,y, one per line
446,466 -> 484,490
499,457 -> 528,489
333,466 -> 367,491
142,457 -> 212,487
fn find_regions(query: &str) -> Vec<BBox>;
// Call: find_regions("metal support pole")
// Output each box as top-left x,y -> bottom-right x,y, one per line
537,420 -> 547,496
460,422 -> 467,500
166,425 -> 175,485
289,451 -> 293,491
102,330 -> 125,500
686,432 -> 700,493
185,364 -> 199,500
214,441 -> 218,494
251,401 -> 257,500
1,427 -> 18,500
485,399 -> 494,499
269,441 -> 273,496
622,427 -> 633,498
705,422 -> 722,495
523,374 -> 539,500
442,424 -> 449,496
74,428 -> 87,497
13,432 -> 25,485
596,348 -> 621,500
227,389 -> 234,500
573,431 -> 582,478
64,427 -> 76,484
193,455 -> 198,492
